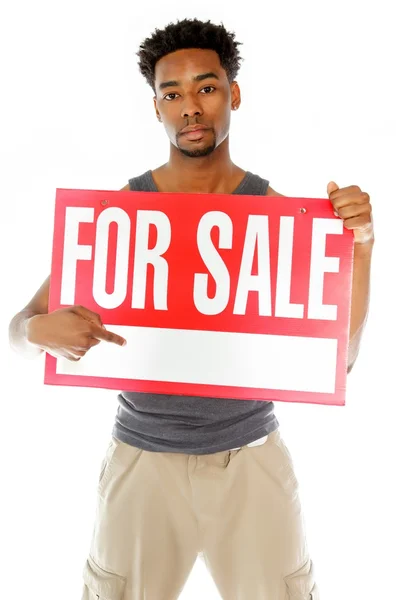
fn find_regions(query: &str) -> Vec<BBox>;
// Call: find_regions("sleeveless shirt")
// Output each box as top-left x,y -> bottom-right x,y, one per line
112,170 -> 279,454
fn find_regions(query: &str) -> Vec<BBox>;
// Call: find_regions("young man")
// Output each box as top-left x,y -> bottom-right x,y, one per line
9,18 -> 373,600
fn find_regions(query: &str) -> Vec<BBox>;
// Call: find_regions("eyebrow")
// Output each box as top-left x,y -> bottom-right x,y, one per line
158,72 -> 220,91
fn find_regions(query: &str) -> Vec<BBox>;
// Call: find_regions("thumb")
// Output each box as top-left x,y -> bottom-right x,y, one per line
327,181 -> 339,196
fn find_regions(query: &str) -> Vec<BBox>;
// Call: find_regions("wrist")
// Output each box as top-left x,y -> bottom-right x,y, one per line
353,237 -> 374,258
25,314 -> 45,348
353,221 -> 374,245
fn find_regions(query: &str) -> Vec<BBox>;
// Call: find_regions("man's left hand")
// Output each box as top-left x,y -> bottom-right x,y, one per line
327,182 -> 374,244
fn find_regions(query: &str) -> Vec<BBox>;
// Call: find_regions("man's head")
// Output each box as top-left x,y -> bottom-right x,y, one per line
137,19 -> 243,158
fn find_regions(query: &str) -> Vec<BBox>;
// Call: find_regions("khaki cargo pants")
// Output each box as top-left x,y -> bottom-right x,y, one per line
81,429 -> 319,599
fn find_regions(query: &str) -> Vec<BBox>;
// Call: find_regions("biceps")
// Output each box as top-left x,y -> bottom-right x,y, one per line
23,275 -> 50,315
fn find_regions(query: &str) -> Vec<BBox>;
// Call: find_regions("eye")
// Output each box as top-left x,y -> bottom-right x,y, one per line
163,93 -> 180,101
200,86 -> 216,94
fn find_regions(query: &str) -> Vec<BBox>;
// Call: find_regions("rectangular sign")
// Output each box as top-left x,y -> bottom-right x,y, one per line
45,188 -> 354,405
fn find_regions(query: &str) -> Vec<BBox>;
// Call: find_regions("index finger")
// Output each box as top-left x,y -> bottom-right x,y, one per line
91,325 -> 127,347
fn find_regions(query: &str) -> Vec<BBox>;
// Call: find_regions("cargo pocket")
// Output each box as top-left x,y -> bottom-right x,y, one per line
82,555 -> 126,600
284,558 -> 319,599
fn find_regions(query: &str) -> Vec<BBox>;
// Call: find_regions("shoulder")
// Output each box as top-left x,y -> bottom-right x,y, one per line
120,170 -> 153,192
267,185 -> 284,197
245,171 -> 284,197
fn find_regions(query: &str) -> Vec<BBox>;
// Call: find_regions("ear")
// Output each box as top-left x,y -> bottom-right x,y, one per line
153,96 -> 161,122
231,81 -> 241,110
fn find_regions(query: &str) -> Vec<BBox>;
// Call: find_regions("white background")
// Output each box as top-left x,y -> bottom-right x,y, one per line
1,1 -> 395,599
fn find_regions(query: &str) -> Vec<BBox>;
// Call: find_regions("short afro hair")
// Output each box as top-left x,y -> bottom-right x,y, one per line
137,18 -> 243,91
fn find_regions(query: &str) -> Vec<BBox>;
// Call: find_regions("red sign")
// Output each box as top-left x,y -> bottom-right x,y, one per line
45,188 -> 354,405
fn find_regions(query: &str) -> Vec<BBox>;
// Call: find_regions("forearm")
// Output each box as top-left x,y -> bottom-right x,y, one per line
9,309 -> 44,359
348,240 -> 374,371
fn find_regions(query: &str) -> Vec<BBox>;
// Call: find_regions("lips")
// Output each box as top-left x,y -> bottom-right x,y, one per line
180,124 -> 209,134
179,125 -> 209,141
182,130 -> 207,141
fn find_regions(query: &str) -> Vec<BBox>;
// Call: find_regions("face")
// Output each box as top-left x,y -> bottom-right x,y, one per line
153,48 -> 241,158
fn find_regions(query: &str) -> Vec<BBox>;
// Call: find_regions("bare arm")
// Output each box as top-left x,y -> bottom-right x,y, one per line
268,185 -> 372,373
9,276 -> 50,358
9,184 -> 130,359
346,240 -> 373,372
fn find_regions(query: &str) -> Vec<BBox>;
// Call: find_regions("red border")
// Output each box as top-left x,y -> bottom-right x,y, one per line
45,189 -> 354,406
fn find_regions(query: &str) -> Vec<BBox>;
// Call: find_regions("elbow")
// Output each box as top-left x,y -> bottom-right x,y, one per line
347,344 -> 360,374
347,326 -> 363,374
347,361 -> 355,374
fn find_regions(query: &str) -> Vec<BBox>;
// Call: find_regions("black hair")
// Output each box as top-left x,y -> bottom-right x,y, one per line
137,18 -> 243,91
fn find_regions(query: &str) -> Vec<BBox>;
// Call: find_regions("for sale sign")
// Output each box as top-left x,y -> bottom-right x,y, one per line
44,188 -> 354,405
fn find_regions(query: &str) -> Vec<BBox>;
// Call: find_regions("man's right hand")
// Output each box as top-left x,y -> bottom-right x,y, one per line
26,305 -> 127,361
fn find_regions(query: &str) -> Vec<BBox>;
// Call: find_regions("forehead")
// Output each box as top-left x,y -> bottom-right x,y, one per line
154,48 -> 226,85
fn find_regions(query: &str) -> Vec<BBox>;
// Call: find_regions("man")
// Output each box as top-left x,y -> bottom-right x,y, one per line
9,18 -> 373,600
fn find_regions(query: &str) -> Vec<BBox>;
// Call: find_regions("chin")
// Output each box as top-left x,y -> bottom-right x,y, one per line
178,143 -> 217,158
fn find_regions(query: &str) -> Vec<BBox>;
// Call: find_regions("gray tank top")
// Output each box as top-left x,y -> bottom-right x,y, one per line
112,170 -> 279,454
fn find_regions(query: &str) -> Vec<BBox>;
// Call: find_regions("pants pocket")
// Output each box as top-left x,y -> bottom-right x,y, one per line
82,555 -> 126,600
98,438 -> 121,496
284,558 -> 319,599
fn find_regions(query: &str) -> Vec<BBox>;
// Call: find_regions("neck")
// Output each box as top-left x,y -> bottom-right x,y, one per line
153,136 -> 245,194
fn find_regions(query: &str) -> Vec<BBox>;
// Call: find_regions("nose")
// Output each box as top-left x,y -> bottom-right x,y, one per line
181,95 -> 203,119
